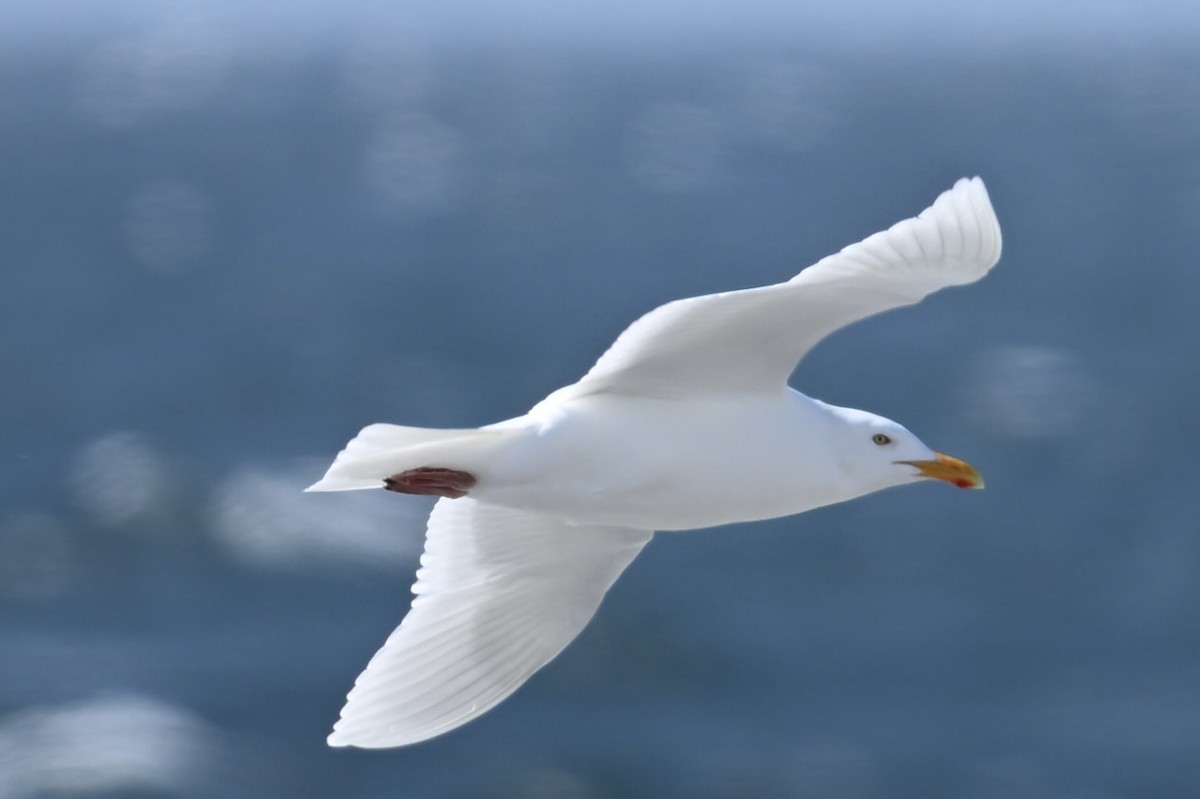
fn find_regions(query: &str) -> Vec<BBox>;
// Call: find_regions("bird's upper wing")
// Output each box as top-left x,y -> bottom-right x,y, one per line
327,497 -> 652,748
552,177 -> 1000,403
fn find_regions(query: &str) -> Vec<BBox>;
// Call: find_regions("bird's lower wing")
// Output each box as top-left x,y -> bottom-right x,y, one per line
549,177 -> 1000,403
327,497 -> 653,748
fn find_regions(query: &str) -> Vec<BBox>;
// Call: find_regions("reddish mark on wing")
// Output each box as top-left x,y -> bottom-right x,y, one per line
954,479 -> 975,489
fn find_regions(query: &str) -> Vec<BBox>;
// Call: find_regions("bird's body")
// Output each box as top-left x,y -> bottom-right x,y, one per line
473,389 -> 918,530
309,177 -> 1002,748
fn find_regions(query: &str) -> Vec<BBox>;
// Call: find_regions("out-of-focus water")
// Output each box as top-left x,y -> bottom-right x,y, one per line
2,3 -> 1199,797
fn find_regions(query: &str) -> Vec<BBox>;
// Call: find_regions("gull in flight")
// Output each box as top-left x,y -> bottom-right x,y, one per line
309,177 -> 1002,748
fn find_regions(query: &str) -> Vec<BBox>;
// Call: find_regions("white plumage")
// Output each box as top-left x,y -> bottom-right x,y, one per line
309,177 -> 1002,747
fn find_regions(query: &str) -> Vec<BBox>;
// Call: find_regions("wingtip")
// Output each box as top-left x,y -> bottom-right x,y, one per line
943,175 -> 1001,270
326,723 -> 430,749
326,720 -> 365,748
326,727 -> 365,748
950,175 -> 991,205
965,175 -> 1002,266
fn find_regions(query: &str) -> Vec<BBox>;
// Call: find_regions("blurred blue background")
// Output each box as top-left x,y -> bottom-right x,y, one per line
2,1 -> 1199,796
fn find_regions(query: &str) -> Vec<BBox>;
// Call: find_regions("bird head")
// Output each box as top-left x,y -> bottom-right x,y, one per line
828,406 -> 984,494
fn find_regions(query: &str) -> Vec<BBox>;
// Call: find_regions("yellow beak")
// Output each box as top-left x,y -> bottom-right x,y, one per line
896,452 -> 984,490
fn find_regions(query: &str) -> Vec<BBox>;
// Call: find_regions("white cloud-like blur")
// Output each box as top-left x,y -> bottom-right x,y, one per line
363,113 -> 465,215
626,102 -> 724,194
70,432 -> 174,531
959,346 -> 1101,439
122,181 -> 214,273
75,20 -> 228,128
0,694 -> 219,798
210,463 -> 427,572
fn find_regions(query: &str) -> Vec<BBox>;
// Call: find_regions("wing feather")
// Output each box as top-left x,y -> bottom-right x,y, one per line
327,497 -> 652,748
545,177 -> 1000,404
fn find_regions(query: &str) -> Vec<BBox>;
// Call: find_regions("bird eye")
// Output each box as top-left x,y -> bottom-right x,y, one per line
872,433 -> 892,446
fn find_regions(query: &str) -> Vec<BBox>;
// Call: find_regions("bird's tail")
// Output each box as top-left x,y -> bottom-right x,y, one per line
305,423 -> 519,492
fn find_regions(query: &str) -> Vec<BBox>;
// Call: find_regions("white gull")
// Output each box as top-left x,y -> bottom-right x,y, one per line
308,177 -> 1002,748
